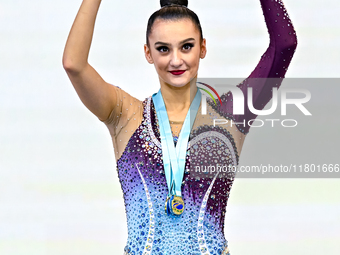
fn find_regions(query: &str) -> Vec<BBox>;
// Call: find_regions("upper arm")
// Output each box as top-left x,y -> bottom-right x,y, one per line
64,63 -> 118,122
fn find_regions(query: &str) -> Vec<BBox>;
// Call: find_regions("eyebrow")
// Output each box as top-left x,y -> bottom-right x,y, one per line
154,38 -> 196,46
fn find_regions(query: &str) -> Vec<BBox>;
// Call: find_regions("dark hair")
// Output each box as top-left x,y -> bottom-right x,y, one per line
146,0 -> 203,46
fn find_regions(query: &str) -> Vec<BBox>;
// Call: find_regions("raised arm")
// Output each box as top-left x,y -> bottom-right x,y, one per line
62,0 -> 117,122
210,0 -> 298,134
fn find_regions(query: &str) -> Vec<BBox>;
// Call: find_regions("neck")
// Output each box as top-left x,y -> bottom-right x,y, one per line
160,78 -> 198,117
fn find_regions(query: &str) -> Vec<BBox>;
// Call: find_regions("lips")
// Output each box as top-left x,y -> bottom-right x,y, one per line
170,70 -> 186,75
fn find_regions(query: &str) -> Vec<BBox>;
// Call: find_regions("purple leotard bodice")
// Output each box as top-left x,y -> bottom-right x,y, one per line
105,0 -> 298,254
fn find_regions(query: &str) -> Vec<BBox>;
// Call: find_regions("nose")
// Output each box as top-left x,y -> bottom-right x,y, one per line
170,49 -> 183,67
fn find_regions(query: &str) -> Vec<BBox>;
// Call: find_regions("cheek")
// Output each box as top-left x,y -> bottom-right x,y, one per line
154,57 -> 169,72
188,52 -> 201,68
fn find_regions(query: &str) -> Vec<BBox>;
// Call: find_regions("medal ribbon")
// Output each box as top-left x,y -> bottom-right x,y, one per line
152,87 -> 201,198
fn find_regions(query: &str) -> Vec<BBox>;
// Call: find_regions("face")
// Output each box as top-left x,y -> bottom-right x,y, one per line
144,18 -> 207,88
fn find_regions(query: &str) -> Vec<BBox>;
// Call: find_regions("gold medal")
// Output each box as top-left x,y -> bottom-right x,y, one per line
170,195 -> 185,216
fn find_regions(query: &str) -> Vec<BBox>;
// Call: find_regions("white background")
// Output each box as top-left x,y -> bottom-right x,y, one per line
0,0 -> 339,254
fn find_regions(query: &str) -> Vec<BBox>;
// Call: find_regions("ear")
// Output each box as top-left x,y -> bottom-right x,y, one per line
144,44 -> 154,64
200,38 -> 207,59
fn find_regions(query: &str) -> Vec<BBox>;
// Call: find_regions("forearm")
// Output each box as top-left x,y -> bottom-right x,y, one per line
260,0 -> 297,50
62,0 -> 102,72
246,0 -> 298,80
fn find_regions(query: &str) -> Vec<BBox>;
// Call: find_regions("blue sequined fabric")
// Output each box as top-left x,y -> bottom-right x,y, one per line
120,96 -> 236,255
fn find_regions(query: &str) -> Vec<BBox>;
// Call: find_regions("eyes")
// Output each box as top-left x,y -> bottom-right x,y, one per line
156,43 -> 194,53
182,43 -> 194,51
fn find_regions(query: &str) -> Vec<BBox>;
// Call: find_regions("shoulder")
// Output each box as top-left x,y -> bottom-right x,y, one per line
101,85 -> 145,126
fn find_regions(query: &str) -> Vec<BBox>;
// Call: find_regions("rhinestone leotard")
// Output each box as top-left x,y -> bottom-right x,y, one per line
100,0 -> 297,254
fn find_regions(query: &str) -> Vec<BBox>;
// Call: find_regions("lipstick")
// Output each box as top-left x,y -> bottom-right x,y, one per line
170,70 -> 186,75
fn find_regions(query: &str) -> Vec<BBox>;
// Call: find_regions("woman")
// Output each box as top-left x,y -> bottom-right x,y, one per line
63,0 -> 297,254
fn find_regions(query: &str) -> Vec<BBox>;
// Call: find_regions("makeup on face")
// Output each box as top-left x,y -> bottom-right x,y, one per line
146,18 -> 205,88
169,70 -> 186,75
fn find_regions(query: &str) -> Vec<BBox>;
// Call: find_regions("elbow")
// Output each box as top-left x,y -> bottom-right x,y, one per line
289,34 -> 298,52
276,35 -> 298,59
62,56 -> 85,74
283,41 -> 297,57
284,31 -> 298,52
273,27 -> 298,52
286,39 -> 297,57
62,56 -> 76,73
62,58 -> 73,73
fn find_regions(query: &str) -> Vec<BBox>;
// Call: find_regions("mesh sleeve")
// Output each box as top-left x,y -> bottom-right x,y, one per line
99,85 -> 144,161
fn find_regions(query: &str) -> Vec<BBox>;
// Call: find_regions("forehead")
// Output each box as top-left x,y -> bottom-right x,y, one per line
149,18 -> 200,44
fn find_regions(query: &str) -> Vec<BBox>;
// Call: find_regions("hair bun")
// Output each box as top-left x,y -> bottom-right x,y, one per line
160,0 -> 188,8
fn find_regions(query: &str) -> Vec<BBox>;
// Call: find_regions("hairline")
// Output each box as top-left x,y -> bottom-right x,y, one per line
147,17 -> 203,47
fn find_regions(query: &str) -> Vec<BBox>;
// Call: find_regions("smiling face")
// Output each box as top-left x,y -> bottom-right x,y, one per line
144,18 -> 206,89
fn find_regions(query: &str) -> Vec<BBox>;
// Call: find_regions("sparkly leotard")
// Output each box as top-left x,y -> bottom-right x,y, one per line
100,0 -> 297,254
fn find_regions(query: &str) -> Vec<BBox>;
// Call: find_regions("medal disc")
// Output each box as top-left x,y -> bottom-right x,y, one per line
170,195 -> 185,216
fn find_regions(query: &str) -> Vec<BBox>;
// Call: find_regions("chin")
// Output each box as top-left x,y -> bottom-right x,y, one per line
163,76 -> 195,88
165,81 -> 190,88
169,81 -> 188,87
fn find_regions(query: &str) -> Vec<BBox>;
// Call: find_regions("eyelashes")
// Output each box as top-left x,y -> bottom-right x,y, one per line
182,43 -> 194,50
156,43 -> 195,53
156,46 -> 169,53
